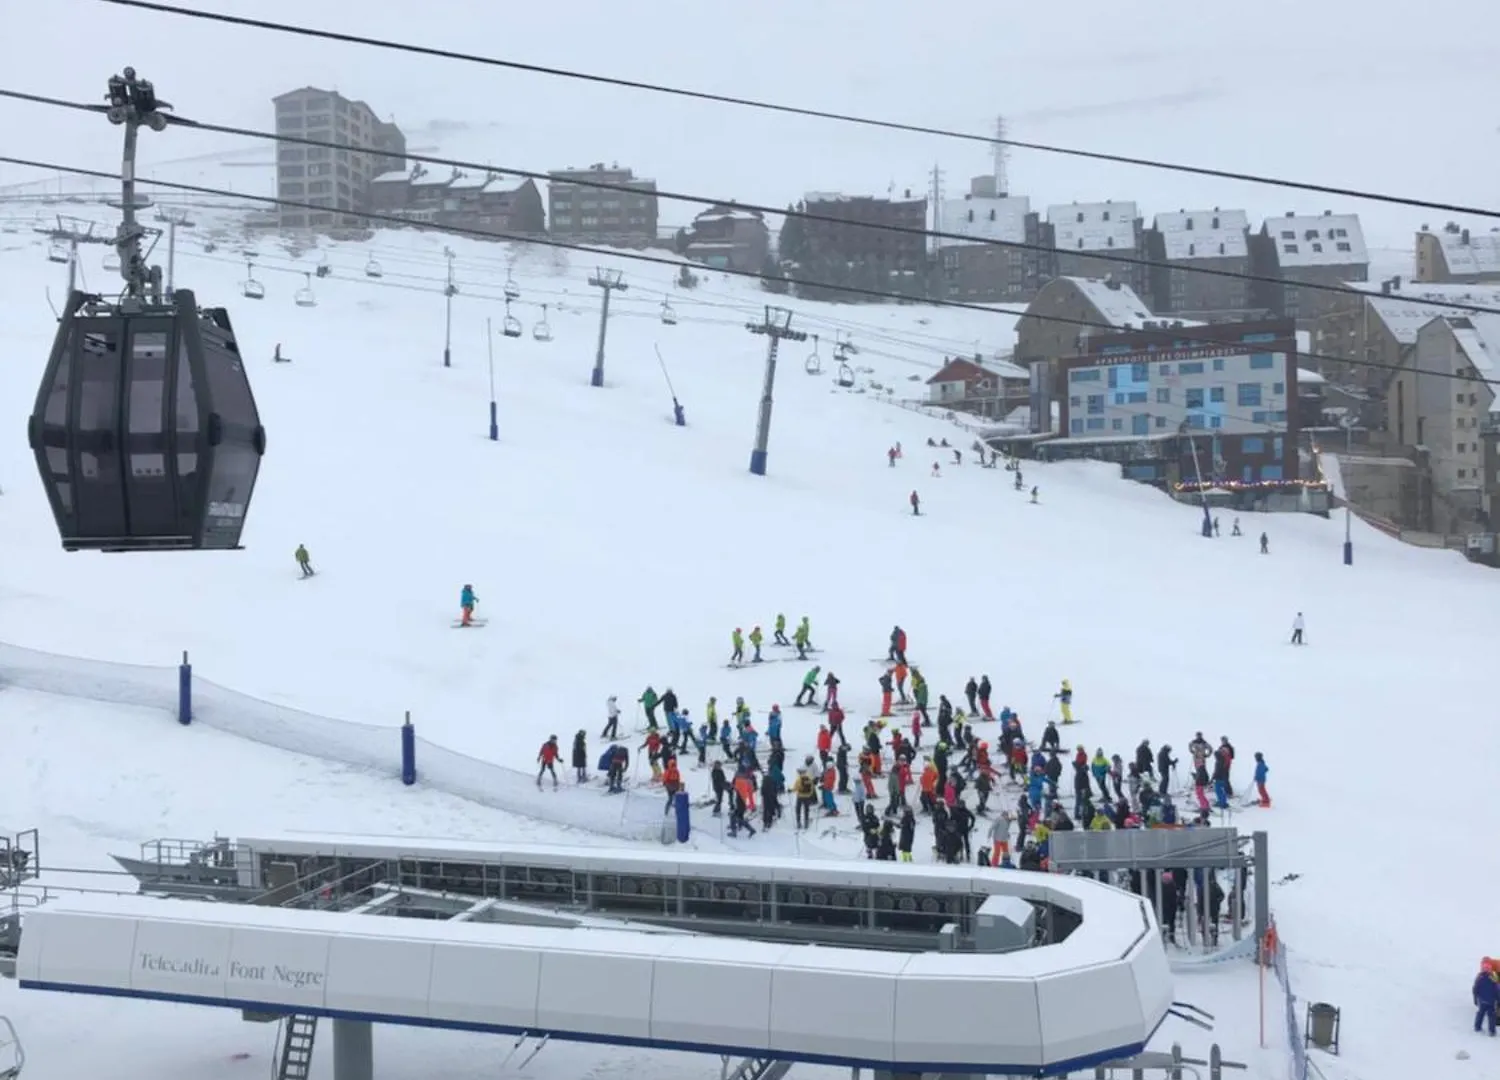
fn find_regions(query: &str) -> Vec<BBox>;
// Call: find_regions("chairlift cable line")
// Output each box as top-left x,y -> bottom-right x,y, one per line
93,0 -> 1500,220
0,87 -> 1485,322
3,152 -> 1484,387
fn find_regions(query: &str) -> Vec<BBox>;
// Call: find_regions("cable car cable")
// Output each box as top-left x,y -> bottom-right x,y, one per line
94,0 -> 1500,221
2,151 -> 1483,388
1,87 -> 1486,323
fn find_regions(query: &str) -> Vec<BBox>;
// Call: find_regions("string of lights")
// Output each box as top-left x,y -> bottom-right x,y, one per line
2,86 -> 1489,324
95,0 -> 1500,220
5,151 -> 1490,387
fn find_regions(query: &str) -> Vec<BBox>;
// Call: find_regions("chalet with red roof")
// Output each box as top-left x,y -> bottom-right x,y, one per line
926,356 -> 1029,419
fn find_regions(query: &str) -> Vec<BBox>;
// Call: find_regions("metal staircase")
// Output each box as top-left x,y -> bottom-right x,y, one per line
725,1056 -> 790,1080
273,1015 -> 317,1080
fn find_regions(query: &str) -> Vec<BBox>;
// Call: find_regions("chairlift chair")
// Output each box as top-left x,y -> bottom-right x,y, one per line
836,362 -> 856,389
46,239 -> 69,264
364,256 -> 383,279
532,303 -> 553,342
501,298 -> 523,339
294,273 -> 317,308
202,239 -> 217,254
804,334 -> 822,375
315,256 -> 331,278
660,298 -> 678,326
102,249 -> 121,273
503,273 -> 521,301
241,260 -> 265,301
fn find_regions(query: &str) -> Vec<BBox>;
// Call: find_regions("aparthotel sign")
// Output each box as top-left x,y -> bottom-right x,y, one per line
138,951 -> 326,990
1078,344 -> 1289,368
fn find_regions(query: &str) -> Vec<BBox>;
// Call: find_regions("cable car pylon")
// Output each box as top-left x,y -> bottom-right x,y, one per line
26,68 -> 266,553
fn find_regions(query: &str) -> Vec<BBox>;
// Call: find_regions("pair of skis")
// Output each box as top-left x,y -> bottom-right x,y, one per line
499,1032 -> 549,1070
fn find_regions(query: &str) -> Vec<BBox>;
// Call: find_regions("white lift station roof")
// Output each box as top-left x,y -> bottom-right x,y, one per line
17,841 -> 1173,1076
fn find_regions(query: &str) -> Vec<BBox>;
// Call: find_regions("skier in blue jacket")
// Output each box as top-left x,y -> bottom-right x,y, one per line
1475,960 -> 1498,1035
767,706 -> 784,744
459,584 -> 479,626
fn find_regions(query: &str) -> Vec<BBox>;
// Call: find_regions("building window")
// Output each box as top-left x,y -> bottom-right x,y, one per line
1111,418 -> 1124,431
1458,442 -> 1467,453
1087,418 -> 1105,430
1252,411 -> 1269,424
1250,353 -> 1275,369
1186,388 -> 1205,409
1114,393 -> 1127,405
1157,388 -> 1171,404
1155,416 -> 1167,429
1130,362 -> 1148,381
1070,368 -> 1101,383
1159,364 -> 1173,375
1274,437 -> 1284,457
1458,393 -> 1466,404
1186,414 -> 1205,429
1244,437 -> 1265,454
1210,387 -> 1225,403
1212,358 -> 1225,371
1238,383 -> 1263,407
1273,382 -> 1285,395
1087,394 -> 1104,414
1272,410 -> 1286,422
1069,395 -> 1081,407
1132,413 -> 1150,435
1179,361 -> 1204,375
1129,391 -> 1147,404
1071,419 -> 1083,435
1262,465 -> 1284,480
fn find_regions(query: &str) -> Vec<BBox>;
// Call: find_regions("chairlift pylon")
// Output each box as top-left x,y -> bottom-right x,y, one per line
241,260 -> 265,301
294,272 -> 317,308
503,272 -> 521,302
804,333 -> 822,375
501,298 -> 523,339
532,303 -> 553,342
660,297 -> 678,326
364,256 -> 383,279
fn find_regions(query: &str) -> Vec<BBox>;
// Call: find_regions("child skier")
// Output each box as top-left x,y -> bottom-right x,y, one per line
748,625 -> 764,662
458,584 -> 479,627
794,666 -> 821,707
1054,679 -> 1074,724
536,735 -> 560,788
730,627 -> 745,665
294,544 -> 314,578
793,616 -> 812,659
773,613 -> 790,646
1253,751 -> 1271,807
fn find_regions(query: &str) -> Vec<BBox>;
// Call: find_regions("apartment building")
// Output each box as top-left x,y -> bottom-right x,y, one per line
364,167 -> 545,235
934,176 -> 1045,303
779,190 -> 929,302
548,163 -> 658,246
273,87 -> 405,232
1248,211 -> 1368,325
1143,209 -> 1255,319
1415,222 -> 1500,284
1044,201 -> 1146,296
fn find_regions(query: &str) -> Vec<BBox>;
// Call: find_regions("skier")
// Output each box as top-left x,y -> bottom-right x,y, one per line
1253,752 -> 1271,807
1030,486 -> 1039,504
273,343 -> 288,363
536,735 -> 560,788
571,731 -> 589,783
1231,517 -> 1242,536
748,624 -> 764,662
910,490 -> 921,516
878,669 -> 894,717
822,670 -> 841,712
794,665 -> 821,707
889,625 -> 907,664
977,674 -> 993,719
294,544 -> 314,578
793,616 -> 812,658
606,745 -> 628,794
1054,679 -> 1074,724
773,612 -> 790,646
1260,532 -> 1269,554
458,584 -> 479,627
730,627 -> 745,665
638,686 -> 660,729
888,446 -> 898,467
602,695 -> 620,740
1290,612 -> 1305,645
1474,959 -> 1499,1035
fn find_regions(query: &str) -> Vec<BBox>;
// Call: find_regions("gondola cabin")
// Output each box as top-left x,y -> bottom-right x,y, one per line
27,289 -> 266,552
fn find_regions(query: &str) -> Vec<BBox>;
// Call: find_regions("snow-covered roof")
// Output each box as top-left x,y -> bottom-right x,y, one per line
1447,314 -> 1500,392
1152,209 -> 1249,260
1297,367 -> 1326,385
1059,276 -> 1154,327
447,173 -> 488,190
1431,227 -> 1500,277
938,195 -> 1032,247
372,170 -> 409,184
1261,213 -> 1367,267
482,177 -> 528,195
696,206 -> 763,223
1366,284 -> 1500,345
1047,201 -> 1138,252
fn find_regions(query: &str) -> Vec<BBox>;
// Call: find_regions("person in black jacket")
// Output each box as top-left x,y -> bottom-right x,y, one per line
964,676 -> 979,714
571,731 -> 589,783
897,807 -> 916,861
1134,739 -> 1155,780
660,687 -> 679,718
710,761 -> 728,815
1156,744 -> 1178,791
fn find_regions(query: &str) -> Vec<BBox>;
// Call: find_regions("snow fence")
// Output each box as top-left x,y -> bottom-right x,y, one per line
0,641 -> 673,844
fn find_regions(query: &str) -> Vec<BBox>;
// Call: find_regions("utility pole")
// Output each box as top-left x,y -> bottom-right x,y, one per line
991,115 -> 1010,196
443,246 -> 457,368
745,306 -> 807,476
588,268 -> 627,388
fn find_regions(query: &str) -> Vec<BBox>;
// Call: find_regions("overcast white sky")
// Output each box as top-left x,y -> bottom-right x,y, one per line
3,0 -> 1496,243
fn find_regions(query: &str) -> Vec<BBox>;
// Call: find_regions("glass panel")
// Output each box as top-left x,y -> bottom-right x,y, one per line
39,328 -> 74,513
199,445 -> 257,548
175,338 -> 200,528
71,322 -> 127,539
200,332 -> 259,428
124,325 -> 177,538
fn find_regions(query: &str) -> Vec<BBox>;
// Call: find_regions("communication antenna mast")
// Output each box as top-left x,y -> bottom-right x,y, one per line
991,115 -> 1010,197
102,67 -> 172,306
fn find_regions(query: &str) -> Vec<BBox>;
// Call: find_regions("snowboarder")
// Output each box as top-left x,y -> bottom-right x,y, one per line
1212,516 -> 1221,537
537,735 -> 560,788
1260,532 -> 1269,554
1253,752 -> 1270,807
294,544 -> 314,578
602,695 -> 620,740
571,731 -> 589,783
889,625 -> 908,664
794,666 -> 821,708
1290,612 -> 1305,645
730,627 -> 745,665
458,584 -> 479,627
931,462 -> 941,478
773,612 -> 790,646
910,490 -> 921,516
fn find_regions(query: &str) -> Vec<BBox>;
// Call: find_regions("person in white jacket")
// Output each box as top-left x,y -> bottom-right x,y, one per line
1290,613 -> 1305,645
601,695 -> 621,740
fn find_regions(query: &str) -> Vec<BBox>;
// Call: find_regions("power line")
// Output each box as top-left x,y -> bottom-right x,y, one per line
0,151 -> 1485,387
2,86 -> 1492,324
96,0 -> 1500,221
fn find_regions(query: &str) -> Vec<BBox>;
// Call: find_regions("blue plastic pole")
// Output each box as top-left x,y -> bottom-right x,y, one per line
177,651 -> 192,725
674,790 -> 691,842
401,712 -> 417,785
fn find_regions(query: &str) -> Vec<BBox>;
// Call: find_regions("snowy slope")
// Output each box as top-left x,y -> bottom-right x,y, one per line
4,213 -> 1500,1080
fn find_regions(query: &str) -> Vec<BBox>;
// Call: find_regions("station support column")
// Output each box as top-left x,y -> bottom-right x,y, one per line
332,1019 -> 373,1080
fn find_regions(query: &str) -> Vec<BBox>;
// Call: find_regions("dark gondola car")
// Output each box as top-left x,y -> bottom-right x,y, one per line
27,288 -> 266,552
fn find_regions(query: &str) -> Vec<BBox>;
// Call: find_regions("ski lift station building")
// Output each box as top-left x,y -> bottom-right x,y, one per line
15,835 -> 1174,1079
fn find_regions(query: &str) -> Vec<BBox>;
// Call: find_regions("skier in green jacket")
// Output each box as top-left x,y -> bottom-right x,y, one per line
639,686 -> 660,730
773,613 -> 790,646
795,665 -> 821,707
793,616 -> 812,659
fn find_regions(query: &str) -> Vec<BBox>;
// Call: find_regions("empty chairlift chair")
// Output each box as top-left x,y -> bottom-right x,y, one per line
314,256 -> 331,279
102,248 -> 121,273
294,273 -> 316,308
364,256 -> 383,279
804,334 -> 822,375
46,239 -> 69,265
532,303 -> 553,342
660,298 -> 678,326
241,261 -> 265,301
836,361 -> 856,388
503,272 -> 521,301
501,298 -> 523,339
